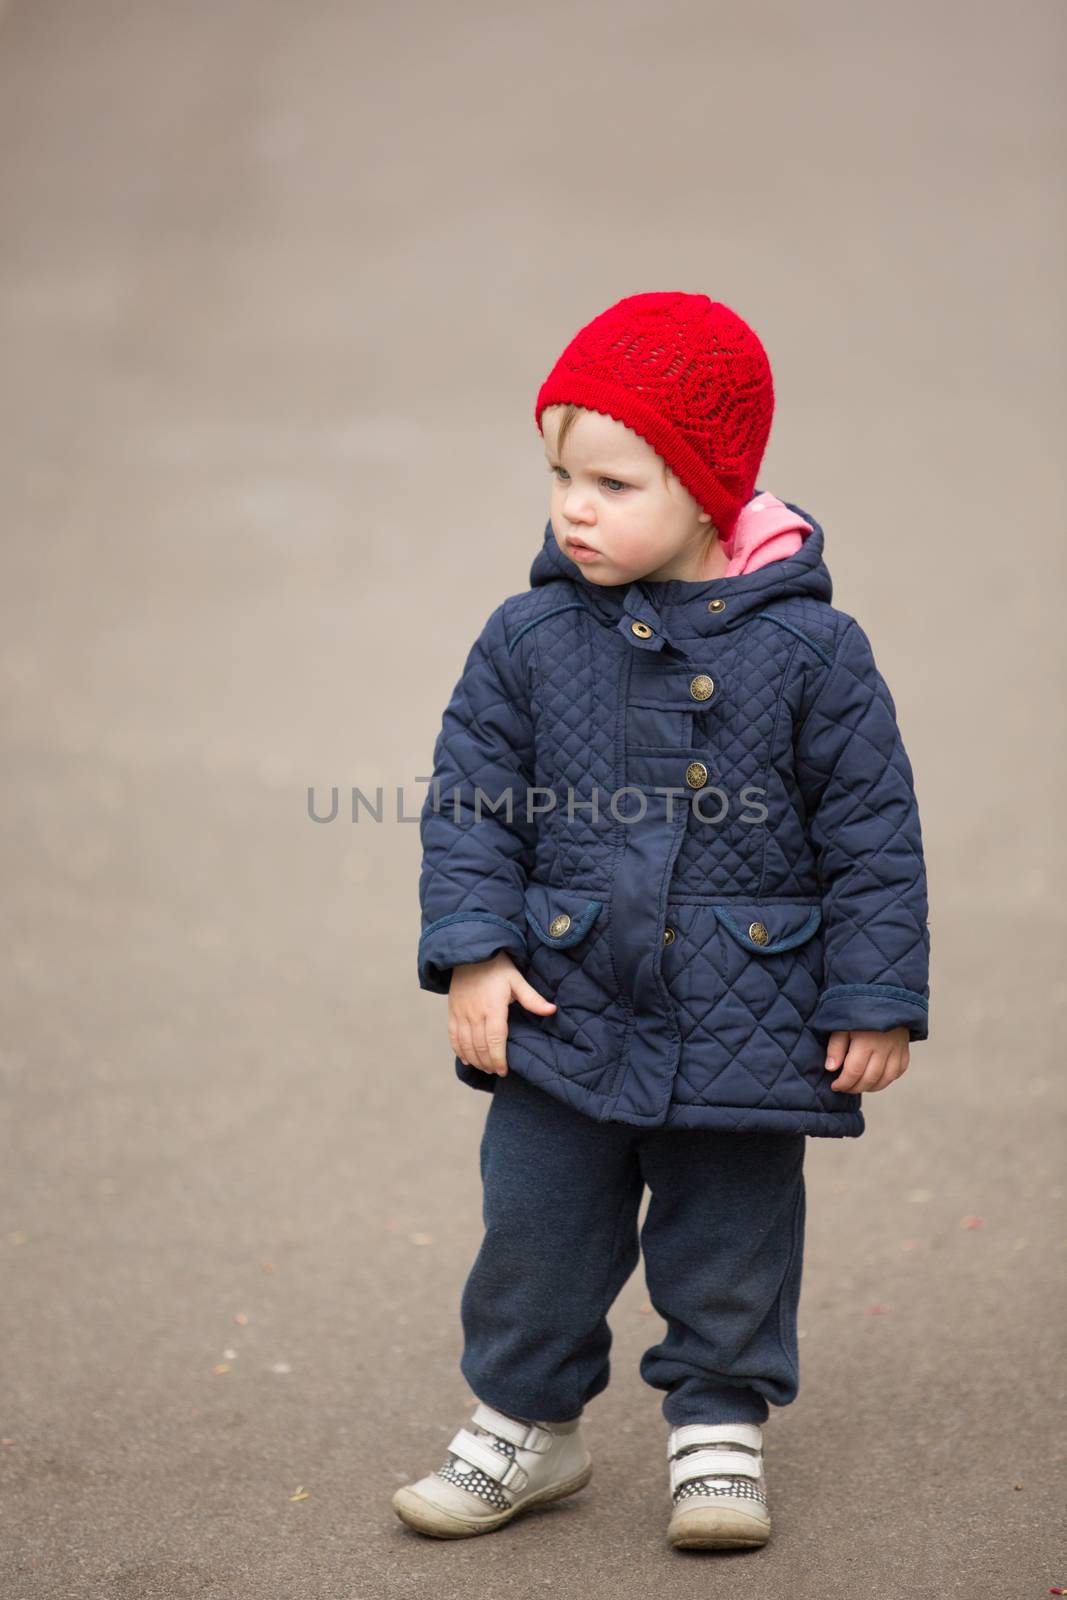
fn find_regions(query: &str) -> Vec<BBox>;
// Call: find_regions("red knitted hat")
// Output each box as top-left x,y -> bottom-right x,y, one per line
534,291 -> 775,544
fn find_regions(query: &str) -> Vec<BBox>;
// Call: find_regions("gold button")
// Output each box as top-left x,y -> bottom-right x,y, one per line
662,925 -> 676,945
685,761 -> 709,788
689,674 -> 715,701
708,598 -> 726,612
748,921 -> 769,946
548,913 -> 572,938
630,620 -> 653,639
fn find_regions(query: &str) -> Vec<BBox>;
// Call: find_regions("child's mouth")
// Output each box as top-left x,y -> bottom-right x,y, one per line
566,536 -> 601,562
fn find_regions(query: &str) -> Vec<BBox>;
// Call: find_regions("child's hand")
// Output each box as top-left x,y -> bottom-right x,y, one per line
824,1027 -> 910,1093
448,952 -> 557,1077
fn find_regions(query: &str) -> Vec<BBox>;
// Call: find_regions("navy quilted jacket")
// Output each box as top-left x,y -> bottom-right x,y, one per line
417,500 -> 930,1137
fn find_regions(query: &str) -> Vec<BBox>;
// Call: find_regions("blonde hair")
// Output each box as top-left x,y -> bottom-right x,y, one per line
550,402 -> 673,487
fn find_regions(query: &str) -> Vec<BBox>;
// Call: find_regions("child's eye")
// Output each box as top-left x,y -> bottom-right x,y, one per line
548,466 -> 629,493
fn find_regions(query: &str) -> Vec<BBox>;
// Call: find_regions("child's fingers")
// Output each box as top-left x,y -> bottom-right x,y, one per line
875,1048 -> 910,1090
452,1014 -> 475,1069
856,1051 -> 891,1092
511,974 -> 558,1015
823,1030 -> 851,1074
468,1016 -> 498,1075
448,1014 -> 469,1066
477,1011 -> 510,1076
864,1040 -> 912,1091
828,1040 -> 875,1093
452,1013 -> 492,1076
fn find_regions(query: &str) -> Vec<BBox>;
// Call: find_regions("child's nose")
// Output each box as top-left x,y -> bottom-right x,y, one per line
563,491 -> 594,520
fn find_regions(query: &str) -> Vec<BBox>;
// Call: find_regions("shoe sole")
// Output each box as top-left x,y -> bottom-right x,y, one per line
668,1502 -> 771,1550
391,1460 -> 593,1539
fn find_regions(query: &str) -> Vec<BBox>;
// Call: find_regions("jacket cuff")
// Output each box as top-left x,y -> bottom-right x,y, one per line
810,983 -> 929,1042
418,911 -> 528,994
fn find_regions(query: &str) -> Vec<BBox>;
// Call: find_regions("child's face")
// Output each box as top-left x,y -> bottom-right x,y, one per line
541,406 -> 723,585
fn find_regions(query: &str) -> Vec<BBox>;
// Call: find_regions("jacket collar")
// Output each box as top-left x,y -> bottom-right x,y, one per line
528,495 -> 834,655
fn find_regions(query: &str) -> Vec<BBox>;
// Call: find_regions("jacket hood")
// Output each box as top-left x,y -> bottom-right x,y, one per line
528,489 -> 834,640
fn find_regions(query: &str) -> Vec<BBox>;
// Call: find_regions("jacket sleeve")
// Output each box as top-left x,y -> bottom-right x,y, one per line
417,600 -> 538,994
795,618 -> 931,1041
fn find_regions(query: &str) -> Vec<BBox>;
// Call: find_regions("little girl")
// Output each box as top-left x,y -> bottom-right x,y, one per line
393,292 -> 931,1550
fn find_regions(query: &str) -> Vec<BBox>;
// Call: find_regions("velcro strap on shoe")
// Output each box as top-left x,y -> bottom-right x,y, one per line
667,1421 -> 763,1460
470,1402 -> 554,1454
445,1427 -> 528,1491
669,1448 -> 762,1495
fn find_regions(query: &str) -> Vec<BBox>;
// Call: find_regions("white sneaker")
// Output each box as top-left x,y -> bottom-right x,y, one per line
666,1421 -> 772,1549
392,1400 -> 593,1538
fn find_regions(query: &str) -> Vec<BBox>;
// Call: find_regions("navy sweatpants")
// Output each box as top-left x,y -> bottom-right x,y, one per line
459,1067 -> 807,1427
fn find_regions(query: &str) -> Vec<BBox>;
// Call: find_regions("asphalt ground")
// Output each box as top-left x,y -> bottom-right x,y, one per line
0,1 -> 1064,1595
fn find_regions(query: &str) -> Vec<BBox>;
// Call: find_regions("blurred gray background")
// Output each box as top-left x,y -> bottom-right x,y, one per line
1,1 -> 1064,1595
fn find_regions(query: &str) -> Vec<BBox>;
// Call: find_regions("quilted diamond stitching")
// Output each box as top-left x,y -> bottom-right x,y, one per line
419,519 -> 929,1132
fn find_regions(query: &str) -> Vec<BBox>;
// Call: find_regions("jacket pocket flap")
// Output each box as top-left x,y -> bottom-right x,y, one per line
713,903 -> 822,955
524,883 -> 605,949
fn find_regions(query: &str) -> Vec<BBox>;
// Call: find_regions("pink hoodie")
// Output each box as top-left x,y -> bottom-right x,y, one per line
722,492 -> 810,576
